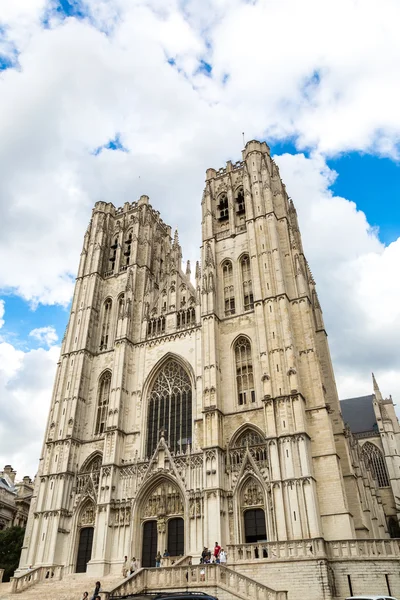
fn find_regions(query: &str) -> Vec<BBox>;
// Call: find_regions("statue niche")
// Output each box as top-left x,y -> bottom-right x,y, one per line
142,480 -> 184,519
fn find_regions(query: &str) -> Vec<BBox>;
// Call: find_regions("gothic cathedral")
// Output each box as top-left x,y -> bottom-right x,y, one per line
19,141 -> 400,594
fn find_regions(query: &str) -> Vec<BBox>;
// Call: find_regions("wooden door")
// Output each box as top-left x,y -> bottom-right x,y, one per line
142,520 -> 158,567
244,508 -> 267,543
167,517 -> 184,556
76,527 -> 94,573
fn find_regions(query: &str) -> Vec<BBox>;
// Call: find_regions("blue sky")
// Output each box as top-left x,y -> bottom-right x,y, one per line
1,142 -> 398,354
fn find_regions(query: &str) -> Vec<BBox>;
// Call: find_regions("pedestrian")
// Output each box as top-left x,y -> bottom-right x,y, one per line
90,581 -> 101,600
130,557 -> 137,575
80,593 -> 89,600
163,549 -> 169,557
155,551 -> 162,567
219,549 -> 227,564
214,541 -> 221,561
122,555 -> 128,578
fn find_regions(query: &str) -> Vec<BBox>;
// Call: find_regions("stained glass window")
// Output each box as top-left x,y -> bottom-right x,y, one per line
146,360 -> 192,456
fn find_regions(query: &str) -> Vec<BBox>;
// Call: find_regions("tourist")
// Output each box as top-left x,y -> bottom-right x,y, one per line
214,541 -> 221,561
155,551 -> 162,567
219,549 -> 227,564
130,557 -> 137,575
163,549 -> 169,557
90,581 -> 101,600
122,555 -> 128,578
80,593 -> 88,600
200,546 -> 208,563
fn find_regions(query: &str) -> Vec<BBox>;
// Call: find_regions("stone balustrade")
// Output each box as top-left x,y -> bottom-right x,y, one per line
10,565 -> 63,593
227,538 -> 400,563
106,563 -> 287,600
326,538 -> 400,559
227,538 -> 325,562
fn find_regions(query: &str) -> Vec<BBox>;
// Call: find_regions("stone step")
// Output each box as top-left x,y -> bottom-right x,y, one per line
0,574 -> 124,600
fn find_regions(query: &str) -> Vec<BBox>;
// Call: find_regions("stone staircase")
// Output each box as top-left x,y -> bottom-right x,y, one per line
0,561 -> 287,600
108,562 -> 287,600
0,572 -> 124,600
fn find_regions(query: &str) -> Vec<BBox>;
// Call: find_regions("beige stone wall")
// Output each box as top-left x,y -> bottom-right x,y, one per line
19,140 -> 395,578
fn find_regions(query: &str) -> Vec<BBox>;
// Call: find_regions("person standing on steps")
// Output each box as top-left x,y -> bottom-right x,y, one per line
155,551 -> 162,567
219,549 -> 227,565
213,541 -> 221,562
130,557 -> 137,575
122,555 -> 128,577
90,581 -> 101,600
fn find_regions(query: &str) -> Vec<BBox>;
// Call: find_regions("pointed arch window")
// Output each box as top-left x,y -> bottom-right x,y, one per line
124,230 -> 133,266
110,236 -> 118,272
100,299 -> 112,350
362,442 -> 390,487
146,360 -> 192,457
223,260 -> 235,316
235,337 -> 255,405
95,372 -> 111,435
217,193 -> 229,221
241,255 -> 254,311
235,187 -> 245,215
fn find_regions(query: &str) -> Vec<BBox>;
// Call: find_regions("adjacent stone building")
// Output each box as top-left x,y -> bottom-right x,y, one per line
17,140 -> 400,599
0,466 -> 33,530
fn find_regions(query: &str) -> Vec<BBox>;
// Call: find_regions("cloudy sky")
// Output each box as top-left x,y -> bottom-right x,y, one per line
0,0 -> 399,478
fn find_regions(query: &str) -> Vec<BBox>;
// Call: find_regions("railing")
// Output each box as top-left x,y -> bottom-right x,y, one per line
227,538 -> 325,562
10,565 -> 63,593
106,563 -> 287,600
227,538 -> 400,563
326,538 -> 400,559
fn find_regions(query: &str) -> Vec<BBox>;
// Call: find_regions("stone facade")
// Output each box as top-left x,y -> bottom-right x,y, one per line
0,466 -> 33,530
341,377 -> 400,537
18,140 -> 400,598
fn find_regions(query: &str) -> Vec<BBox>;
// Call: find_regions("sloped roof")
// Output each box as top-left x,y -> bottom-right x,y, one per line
0,476 -> 16,494
340,394 -> 377,434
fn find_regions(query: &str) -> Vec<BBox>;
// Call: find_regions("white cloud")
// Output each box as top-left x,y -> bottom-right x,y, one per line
29,325 -> 58,347
0,339 -> 59,477
0,0 -> 400,473
274,153 -> 400,405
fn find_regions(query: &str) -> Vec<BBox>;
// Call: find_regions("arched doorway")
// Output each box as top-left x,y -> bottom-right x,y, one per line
139,479 -> 184,566
142,521 -> 158,567
76,527 -> 94,572
75,500 -> 95,573
167,517 -> 184,556
244,508 -> 267,543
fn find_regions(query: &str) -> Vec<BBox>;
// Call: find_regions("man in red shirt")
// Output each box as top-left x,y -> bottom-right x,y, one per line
214,542 -> 221,562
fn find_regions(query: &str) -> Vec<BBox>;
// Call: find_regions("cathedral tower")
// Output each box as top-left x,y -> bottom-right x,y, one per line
19,141 -> 390,578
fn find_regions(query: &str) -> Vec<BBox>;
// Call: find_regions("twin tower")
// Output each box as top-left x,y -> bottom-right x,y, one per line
19,140 -> 392,580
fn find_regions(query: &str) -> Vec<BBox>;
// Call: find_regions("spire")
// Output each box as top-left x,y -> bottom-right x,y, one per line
372,372 -> 383,402
186,260 -> 191,277
173,228 -> 179,248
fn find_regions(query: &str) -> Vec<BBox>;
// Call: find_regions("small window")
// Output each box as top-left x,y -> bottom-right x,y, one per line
241,255 -> 254,311
223,261 -> 235,316
235,337 -> 255,405
95,372 -> 111,435
100,299 -> 112,350
217,193 -> 229,221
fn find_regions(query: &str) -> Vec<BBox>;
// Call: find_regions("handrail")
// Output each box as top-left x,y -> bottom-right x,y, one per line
227,538 -> 400,563
10,565 -> 63,593
227,538 -> 325,562
106,563 -> 287,600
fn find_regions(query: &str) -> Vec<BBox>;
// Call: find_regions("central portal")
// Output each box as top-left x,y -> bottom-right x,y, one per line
140,479 -> 185,565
